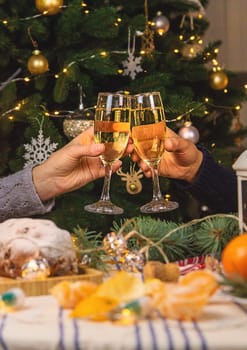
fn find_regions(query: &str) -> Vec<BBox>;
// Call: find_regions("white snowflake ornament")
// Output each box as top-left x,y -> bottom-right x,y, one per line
122,28 -> 143,80
122,53 -> 143,80
23,128 -> 58,167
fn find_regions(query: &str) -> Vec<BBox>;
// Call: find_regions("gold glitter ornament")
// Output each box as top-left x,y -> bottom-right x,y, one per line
209,70 -> 229,90
141,27 -> 155,54
35,0 -> 63,15
62,85 -> 94,139
141,0 -> 155,55
63,117 -> 94,139
27,50 -> 49,75
181,43 -> 202,58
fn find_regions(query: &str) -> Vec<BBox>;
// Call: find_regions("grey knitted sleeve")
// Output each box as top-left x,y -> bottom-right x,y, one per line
0,166 -> 55,223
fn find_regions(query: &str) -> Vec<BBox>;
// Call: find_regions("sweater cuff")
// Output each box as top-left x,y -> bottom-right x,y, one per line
27,165 -> 55,214
173,145 -> 237,213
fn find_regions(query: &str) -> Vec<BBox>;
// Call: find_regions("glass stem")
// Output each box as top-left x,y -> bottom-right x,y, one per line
100,164 -> 112,201
151,164 -> 163,201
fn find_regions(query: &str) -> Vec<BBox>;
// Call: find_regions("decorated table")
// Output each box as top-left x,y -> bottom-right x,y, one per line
0,291 -> 247,350
0,216 -> 246,350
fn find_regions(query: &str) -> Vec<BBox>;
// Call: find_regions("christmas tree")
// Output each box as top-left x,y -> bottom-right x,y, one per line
0,0 -> 246,234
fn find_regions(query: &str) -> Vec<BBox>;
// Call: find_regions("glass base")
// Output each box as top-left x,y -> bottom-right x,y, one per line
84,200 -> 124,215
140,199 -> 179,214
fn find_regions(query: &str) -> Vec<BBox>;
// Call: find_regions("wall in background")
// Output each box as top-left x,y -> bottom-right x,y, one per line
205,0 -> 247,72
204,0 -> 247,126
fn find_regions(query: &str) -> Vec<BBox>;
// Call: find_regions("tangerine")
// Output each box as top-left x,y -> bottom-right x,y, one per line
179,269 -> 218,296
221,233 -> 247,281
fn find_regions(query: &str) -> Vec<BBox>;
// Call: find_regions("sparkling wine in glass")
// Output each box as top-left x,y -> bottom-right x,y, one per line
131,91 -> 179,213
84,92 -> 131,215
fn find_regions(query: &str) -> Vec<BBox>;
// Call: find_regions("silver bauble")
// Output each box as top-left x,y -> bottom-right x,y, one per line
178,121 -> 200,144
152,12 -> 170,35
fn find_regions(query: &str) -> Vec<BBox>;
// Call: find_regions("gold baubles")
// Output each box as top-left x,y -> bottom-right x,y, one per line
35,0 -> 63,15
27,50 -> 49,75
209,71 -> 229,90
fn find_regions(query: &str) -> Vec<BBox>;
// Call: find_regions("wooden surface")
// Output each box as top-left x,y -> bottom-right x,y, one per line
0,268 -> 103,296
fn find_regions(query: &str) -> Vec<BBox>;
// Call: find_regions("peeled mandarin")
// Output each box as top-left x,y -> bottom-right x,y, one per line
179,269 -> 218,296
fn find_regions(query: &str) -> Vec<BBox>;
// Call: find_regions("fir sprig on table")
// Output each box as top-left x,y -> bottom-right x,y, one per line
220,275 -> 247,298
73,214 -> 240,270
112,214 -> 240,262
112,216 -> 195,262
72,227 -> 108,271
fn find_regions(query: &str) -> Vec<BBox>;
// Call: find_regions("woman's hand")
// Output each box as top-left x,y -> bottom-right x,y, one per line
32,127 -> 123,201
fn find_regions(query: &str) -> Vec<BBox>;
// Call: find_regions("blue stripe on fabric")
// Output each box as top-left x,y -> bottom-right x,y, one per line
178,321 -> 190,350
0,314 -> 8,350
160,316 -> 174,350
148,318 -> 159,350
192,321 -> 208,350
234,301 -> 247,315
73,318 -> 81,350
58,307 -> 65,350
134,322 -> 142,350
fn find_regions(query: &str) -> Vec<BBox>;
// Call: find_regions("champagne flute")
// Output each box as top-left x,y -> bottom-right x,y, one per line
131,91 -> 179,213
84,92 -> 131,215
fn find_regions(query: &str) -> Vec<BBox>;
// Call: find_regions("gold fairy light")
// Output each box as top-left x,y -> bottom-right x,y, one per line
100,51 -> 107,57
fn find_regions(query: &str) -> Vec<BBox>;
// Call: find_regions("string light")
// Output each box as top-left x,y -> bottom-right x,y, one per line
166,98 -> 242,124
100,51 -> 107,57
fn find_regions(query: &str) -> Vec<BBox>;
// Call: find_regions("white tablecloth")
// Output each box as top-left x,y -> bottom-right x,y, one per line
0,293 -> 247,350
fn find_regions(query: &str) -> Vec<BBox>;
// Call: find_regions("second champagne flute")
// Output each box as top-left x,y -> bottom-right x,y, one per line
131,91 -> 179,213
84,92 -> 131,215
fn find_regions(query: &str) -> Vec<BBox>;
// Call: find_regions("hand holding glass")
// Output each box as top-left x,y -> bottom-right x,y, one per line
84,92 -> 130,215
131,92 -> 179,213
